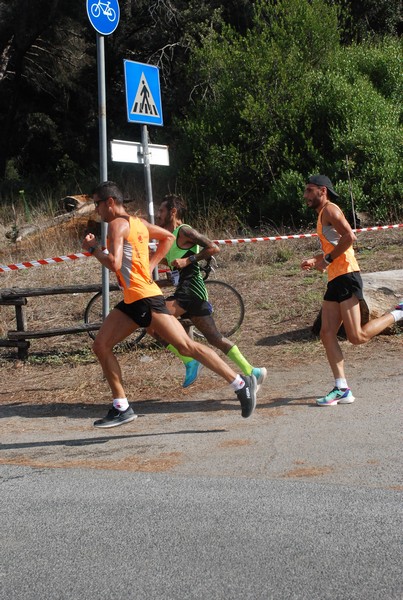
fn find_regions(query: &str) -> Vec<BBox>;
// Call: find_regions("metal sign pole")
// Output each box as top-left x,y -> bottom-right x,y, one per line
141,125 -> 154,224
123,60 -> 164,282
96,33 -> 110,317
87,0 -> 120,320
141,124 -> 159,280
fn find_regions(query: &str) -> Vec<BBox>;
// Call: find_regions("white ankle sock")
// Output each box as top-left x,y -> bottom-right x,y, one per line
113,398 -> 129,411
391,309 -> 403,322
335,378 -> 348,390
230,374 -> 244,391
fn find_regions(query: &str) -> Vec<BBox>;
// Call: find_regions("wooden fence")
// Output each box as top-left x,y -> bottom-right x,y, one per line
0,283 -> 119,359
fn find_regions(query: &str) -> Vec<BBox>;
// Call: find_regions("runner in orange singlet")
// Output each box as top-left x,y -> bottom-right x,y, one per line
82,181 -> 258,428
301,174 -> 403,406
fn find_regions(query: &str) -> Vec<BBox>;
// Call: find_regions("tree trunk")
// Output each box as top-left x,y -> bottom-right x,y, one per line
59,194 -> 93,212
5,202 -> 97,244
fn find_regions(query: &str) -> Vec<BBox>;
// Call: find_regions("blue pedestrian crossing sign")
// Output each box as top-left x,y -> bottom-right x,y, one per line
86,0 -> 120,35
124,60 -> 163,126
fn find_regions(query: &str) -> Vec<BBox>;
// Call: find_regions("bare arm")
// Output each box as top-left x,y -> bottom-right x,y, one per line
82,218 -> 127,272
315,204 -> 356,271
142,219 -> 175,273
172,226 -> 219,270
322,204 -> 357,259
301,205 -> 356,272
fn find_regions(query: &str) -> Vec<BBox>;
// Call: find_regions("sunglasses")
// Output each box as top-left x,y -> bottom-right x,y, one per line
94,198 -> 107,208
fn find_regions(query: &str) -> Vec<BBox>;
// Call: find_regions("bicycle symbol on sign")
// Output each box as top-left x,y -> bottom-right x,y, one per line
90,0 -> 116,21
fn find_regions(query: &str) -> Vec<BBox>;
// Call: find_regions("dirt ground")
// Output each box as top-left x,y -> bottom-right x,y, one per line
0,229 -> 402,477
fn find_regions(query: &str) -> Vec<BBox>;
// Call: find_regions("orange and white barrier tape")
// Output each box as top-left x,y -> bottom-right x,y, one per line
0,252 -> 93,273
0,224 -> 401,274
211,224 -> 402,246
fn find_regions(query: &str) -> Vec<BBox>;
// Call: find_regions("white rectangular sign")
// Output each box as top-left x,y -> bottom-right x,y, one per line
110,139 -> 169,166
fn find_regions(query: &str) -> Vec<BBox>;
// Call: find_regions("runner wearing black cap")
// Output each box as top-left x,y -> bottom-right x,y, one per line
301,174 -> 403,405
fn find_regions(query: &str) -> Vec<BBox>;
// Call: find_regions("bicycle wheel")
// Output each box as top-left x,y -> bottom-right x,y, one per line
84,291 -> 146,350
91,4 -> 101,17
192,280 -> 245,340
107,8 -> 116,21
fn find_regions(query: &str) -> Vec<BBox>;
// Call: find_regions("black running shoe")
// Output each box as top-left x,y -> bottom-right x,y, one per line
94,406 -> 137,428
236,374 -> 257,418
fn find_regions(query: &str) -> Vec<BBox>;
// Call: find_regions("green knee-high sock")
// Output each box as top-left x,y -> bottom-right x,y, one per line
167,344 -> 194,365
226,345 -> 253,376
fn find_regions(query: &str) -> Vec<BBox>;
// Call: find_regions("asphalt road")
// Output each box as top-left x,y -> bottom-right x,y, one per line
1,466 -> 402,600
0,349 -> 402,599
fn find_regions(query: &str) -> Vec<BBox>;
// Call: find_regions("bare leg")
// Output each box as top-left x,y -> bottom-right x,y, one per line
190,314 -> 233,353
93,308 -> 256,420
164,298 -> 186,318
340,298 -> 395,344
320,295 -> 397,380
320,300 -> 345,380
148,312 -> 237,383
162,302 -> 258,382
148,300 -> 260,400
163,299 -> 233,352
191,314 -> 260,379
93,308 -> 140,399
147,299 -> 187,348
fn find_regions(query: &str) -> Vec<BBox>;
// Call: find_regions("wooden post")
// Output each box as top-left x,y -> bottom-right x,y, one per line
15,302 -> 28,359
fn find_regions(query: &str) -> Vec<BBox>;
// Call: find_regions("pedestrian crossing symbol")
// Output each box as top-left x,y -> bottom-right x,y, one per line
131,73 -> 160,117
124,60 -> 163,126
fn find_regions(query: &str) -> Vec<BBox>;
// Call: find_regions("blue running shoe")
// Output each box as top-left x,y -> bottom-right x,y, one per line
316,387 -> 355,406
394,299 -> 403,310
252,367 -> 267,392
183,360 -> 202,388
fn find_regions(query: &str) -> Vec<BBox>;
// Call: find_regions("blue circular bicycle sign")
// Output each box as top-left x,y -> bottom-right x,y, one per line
86,0 -> 120,35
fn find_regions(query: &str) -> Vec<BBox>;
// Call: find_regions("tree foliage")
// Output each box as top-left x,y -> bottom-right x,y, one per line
337,0 -> 402,42
0,0 -> 401,225
174,0 -> 402,224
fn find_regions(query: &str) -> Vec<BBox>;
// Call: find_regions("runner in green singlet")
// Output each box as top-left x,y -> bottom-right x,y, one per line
154,194 -> 267,390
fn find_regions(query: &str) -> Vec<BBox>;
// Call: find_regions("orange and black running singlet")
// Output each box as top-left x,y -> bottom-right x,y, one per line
110,216 -> 162,303
317,203 -> 359,282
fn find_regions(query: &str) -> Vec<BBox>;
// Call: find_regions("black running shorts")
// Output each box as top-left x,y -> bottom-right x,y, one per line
115,295 -> 170,327
324,272 -> 364,303
166,292 -> 213,318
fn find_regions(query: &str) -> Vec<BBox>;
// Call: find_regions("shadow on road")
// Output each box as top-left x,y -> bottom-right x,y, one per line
0,397 -> 258,419
0,428 -> 227,451
256,326 -> 316,346
0,393 -> 317,423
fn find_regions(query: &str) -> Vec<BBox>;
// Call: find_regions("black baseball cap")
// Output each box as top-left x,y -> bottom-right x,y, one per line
307,174 -> 339,199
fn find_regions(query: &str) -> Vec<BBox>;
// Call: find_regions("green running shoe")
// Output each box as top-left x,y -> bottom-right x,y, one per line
316,387 -> 355,406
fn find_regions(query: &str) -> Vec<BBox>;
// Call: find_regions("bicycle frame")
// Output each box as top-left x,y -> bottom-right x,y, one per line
91,0 -> 115,19
83,257 -> 244,346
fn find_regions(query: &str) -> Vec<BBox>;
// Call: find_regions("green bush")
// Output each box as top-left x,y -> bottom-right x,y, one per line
175,1 -> 402,225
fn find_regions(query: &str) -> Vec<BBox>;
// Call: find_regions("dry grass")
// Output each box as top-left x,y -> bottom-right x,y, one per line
0,204 -> 402,366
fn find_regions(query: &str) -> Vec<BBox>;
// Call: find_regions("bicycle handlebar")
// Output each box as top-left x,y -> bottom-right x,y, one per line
157,257 -> 216,282
200,258 -> 214,281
